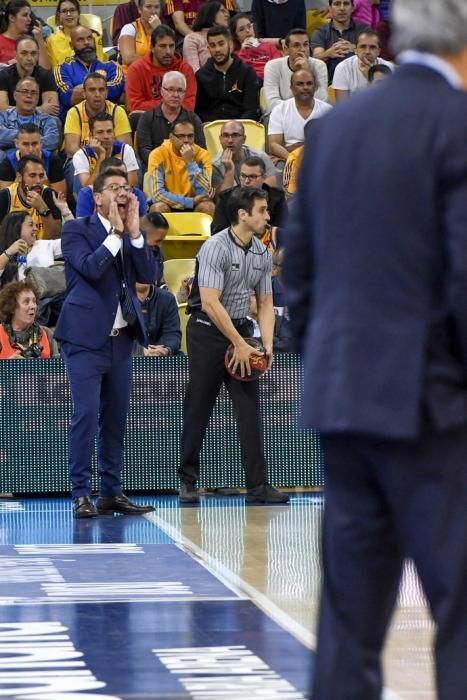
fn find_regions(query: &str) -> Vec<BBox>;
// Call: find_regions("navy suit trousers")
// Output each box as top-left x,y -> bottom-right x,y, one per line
61,329 -> 133,499
313,425 -> 467,700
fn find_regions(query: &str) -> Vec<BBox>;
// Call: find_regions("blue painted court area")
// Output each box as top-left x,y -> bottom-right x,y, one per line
0,495 -> 313,699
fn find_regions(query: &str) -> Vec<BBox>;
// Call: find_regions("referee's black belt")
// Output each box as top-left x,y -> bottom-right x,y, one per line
192,310 -> 249,329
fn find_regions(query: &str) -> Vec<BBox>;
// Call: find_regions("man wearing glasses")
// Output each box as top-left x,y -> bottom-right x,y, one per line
147,118 -> 214,215
136,70 -> 205,168
126,25 -> 196,130
211,156 -> 287,234
212,119 -> 278,194
0,77 -> 60,151
55,167 -> 157,519
0,36 -> 59,115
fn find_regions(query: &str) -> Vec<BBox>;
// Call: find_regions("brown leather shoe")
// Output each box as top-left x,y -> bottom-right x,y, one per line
96,494 -> 155,515
73,496 -> 98,518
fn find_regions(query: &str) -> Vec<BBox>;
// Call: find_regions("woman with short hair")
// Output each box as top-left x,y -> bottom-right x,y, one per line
0,279 -> 59,359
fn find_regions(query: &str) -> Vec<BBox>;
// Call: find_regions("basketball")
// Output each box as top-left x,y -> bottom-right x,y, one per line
224,337 -> 269,381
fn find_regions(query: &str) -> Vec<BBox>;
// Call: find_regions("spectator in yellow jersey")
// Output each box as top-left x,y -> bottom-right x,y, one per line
148,119 -> 214,214
63,72 -> 132,158
0,155 -> 63,240
73,112 -> 139,189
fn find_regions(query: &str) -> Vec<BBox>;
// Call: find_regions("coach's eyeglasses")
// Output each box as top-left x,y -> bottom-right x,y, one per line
103,184 -> 132,193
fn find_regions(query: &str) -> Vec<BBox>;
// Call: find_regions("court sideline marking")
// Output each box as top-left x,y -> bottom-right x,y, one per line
145,509 -> 405,700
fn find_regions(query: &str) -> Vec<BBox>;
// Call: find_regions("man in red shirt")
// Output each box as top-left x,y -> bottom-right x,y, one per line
126,25 -> 196,130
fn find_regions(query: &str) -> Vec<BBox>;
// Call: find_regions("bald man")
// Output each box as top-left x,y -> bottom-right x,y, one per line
212,119 -> 278,193
54,25 -> 124,113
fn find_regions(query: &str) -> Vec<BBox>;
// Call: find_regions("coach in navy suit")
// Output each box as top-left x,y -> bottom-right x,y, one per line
283,1 -> 467,698
55,167 -> 157,519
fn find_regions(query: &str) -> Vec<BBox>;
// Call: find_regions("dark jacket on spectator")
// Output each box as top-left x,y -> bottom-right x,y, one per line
134,285 -> 182,355
251,0 -> 306,39
137,105 -> 206,166
211,183 -> 287,234
195,55 -> 260,123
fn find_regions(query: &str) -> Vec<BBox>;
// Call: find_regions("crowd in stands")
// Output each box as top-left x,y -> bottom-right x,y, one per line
0,0 -> 394,360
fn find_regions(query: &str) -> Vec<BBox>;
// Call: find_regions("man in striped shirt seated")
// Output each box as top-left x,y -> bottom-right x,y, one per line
147,118 -> 214,215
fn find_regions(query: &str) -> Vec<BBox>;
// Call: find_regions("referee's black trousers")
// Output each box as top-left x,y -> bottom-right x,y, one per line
179,313 -> 267,489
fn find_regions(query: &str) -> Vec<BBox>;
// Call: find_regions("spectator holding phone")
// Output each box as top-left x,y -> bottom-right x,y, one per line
0,0 -> 50,68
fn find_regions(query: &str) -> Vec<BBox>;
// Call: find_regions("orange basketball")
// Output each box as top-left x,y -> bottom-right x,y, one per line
224,338 -> 268,381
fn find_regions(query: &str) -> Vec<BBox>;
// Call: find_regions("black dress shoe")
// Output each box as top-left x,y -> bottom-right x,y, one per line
246,483 -> 290,504
179,483 -> 200,504
73,496 -> 98,519
96,494 -> 155,515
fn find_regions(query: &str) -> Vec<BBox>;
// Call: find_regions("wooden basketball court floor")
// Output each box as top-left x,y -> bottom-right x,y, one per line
0,492 -> 435,699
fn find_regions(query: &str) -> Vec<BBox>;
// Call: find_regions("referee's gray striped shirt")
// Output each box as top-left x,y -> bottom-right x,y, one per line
196,228 -> 272,319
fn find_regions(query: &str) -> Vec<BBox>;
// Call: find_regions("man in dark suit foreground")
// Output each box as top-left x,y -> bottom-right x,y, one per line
55,168 -> 157,518
283,1 -> 467,697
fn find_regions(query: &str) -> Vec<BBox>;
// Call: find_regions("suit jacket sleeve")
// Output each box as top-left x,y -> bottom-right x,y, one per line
61,220 -> 121,282
444,130 -> 467,368
281,122 -> 320,354
126,236 -> 158,285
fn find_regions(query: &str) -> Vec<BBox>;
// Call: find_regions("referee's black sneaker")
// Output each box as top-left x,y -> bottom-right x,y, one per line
246,484 -> 290,504
179,483 -> 200,504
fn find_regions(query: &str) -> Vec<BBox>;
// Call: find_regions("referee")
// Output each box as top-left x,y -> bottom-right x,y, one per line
179,187 -> 290,505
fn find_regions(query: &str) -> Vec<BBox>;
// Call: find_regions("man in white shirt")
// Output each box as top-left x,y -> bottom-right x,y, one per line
268,69 -> 332,167
263,28 -> 328,112
332,31 -> 393,100
72,113 -> 140,191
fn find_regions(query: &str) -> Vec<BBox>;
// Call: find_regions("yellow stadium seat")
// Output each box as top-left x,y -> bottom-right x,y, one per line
163,258 -> 196,296
178,303 -> 189,354
47,13 -> 103,36
306,9 -> 329,37
163,212 -> 212,236
161,212 -> 212,260
203,119 -> 266,159
143,172 -> 151,199
327,86 -> 336,104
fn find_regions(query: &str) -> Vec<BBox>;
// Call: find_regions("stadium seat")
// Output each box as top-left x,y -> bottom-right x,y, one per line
47,13 -> 103,36
306,8 -> 328,37
161,212 -> 212,260
163,258 -> 196,296
203,119 -> 266,159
